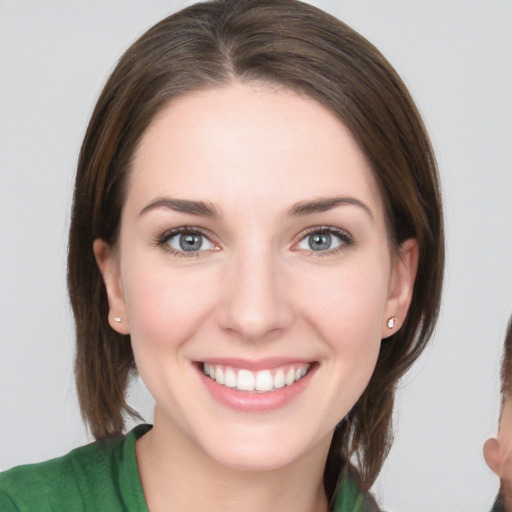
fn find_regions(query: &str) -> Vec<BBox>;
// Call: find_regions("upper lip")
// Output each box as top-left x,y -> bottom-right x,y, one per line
196,357 -> 314,371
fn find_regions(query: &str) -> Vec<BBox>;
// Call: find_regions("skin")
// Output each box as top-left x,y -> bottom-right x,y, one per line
94,82 -> 418,512
484,399 -> 512,511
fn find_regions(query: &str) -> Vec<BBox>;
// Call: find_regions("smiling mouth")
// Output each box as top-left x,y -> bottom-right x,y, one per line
201,362 -> 312,393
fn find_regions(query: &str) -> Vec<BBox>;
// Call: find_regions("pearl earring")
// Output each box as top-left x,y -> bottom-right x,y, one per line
387,317 -> 397,329
113,317 -> 122,323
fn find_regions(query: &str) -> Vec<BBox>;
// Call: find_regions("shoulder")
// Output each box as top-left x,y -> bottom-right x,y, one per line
0,425 -> 150,512
0,436 -> 122,512
0,447 -> 83,511
332,465 -> 382,512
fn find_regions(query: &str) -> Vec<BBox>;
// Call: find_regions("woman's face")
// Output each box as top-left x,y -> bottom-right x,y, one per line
96,82 -> 417,471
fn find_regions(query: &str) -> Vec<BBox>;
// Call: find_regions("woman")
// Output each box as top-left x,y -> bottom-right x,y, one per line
0,0 -> 444,510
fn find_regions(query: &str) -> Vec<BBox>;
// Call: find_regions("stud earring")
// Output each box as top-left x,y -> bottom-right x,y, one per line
113,317 -> 122,323
387,317 -> 397,329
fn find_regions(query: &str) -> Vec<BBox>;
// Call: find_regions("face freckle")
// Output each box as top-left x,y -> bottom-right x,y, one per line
103,82 -> 410,472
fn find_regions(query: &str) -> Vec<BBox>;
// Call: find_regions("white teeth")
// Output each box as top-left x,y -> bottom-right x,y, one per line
203,363 -> 311,393
224,368 -> 236,388
255,370 -> 273,392
237,370 -> 255,391
273,369 -> 285,389
215,367 -> 224,385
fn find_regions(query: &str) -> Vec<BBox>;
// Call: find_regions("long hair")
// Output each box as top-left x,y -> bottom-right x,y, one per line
68,0 -> 444,495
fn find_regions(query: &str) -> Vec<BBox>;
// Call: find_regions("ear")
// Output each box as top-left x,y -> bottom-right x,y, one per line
484,437 -> 503,477
93,239 -> 130,335
382,238 -> 419,338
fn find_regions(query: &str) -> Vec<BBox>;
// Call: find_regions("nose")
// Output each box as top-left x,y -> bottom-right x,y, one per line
217,248 -> 294,342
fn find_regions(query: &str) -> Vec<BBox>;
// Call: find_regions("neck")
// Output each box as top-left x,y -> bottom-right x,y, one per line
136,408 -> 330,512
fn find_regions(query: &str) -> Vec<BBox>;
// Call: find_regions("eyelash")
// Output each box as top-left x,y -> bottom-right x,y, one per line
153,226 -> 219,258
153,225 -> 353,258
293,226 -> 353,257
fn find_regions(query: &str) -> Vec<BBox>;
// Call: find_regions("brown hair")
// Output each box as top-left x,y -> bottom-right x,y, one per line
68,0 -> 444,495
501,316 -> 512,400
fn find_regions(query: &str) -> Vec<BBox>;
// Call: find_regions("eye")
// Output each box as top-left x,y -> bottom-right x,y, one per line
157,227 -> 217,256
295,227 -> 352,254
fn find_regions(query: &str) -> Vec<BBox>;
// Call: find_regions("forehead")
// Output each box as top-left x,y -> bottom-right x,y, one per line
128,82 -> 384,220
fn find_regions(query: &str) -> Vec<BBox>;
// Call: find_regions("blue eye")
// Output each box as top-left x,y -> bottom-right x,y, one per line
296,228 -> 350,253
307,233 -> 335,251
161,229 -> 216,254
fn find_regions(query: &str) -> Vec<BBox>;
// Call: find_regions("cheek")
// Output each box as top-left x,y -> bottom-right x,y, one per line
295,258 -> 390,401
284,263 -> 388,428
121,260 -> 218,354
298,261 -> 390,345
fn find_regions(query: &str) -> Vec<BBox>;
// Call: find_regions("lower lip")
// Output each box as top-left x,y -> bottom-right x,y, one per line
198,365 -> 316,412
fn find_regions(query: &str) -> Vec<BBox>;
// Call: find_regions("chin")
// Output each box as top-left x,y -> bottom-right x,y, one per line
197,428 -> 327,473
209,447 -> 301,472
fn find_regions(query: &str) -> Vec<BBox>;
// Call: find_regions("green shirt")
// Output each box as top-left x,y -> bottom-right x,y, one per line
0,424 -> 379,512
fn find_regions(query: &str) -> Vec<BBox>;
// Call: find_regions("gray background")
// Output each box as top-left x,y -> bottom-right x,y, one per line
1,1 -> 511,510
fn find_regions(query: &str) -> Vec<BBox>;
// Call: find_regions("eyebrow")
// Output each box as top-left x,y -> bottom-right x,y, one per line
138,195 -> 373,221
285,196 -> 374,220
139,198 -> 222,218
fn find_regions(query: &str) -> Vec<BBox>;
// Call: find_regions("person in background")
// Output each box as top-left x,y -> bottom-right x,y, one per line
485,316 -> 512,512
